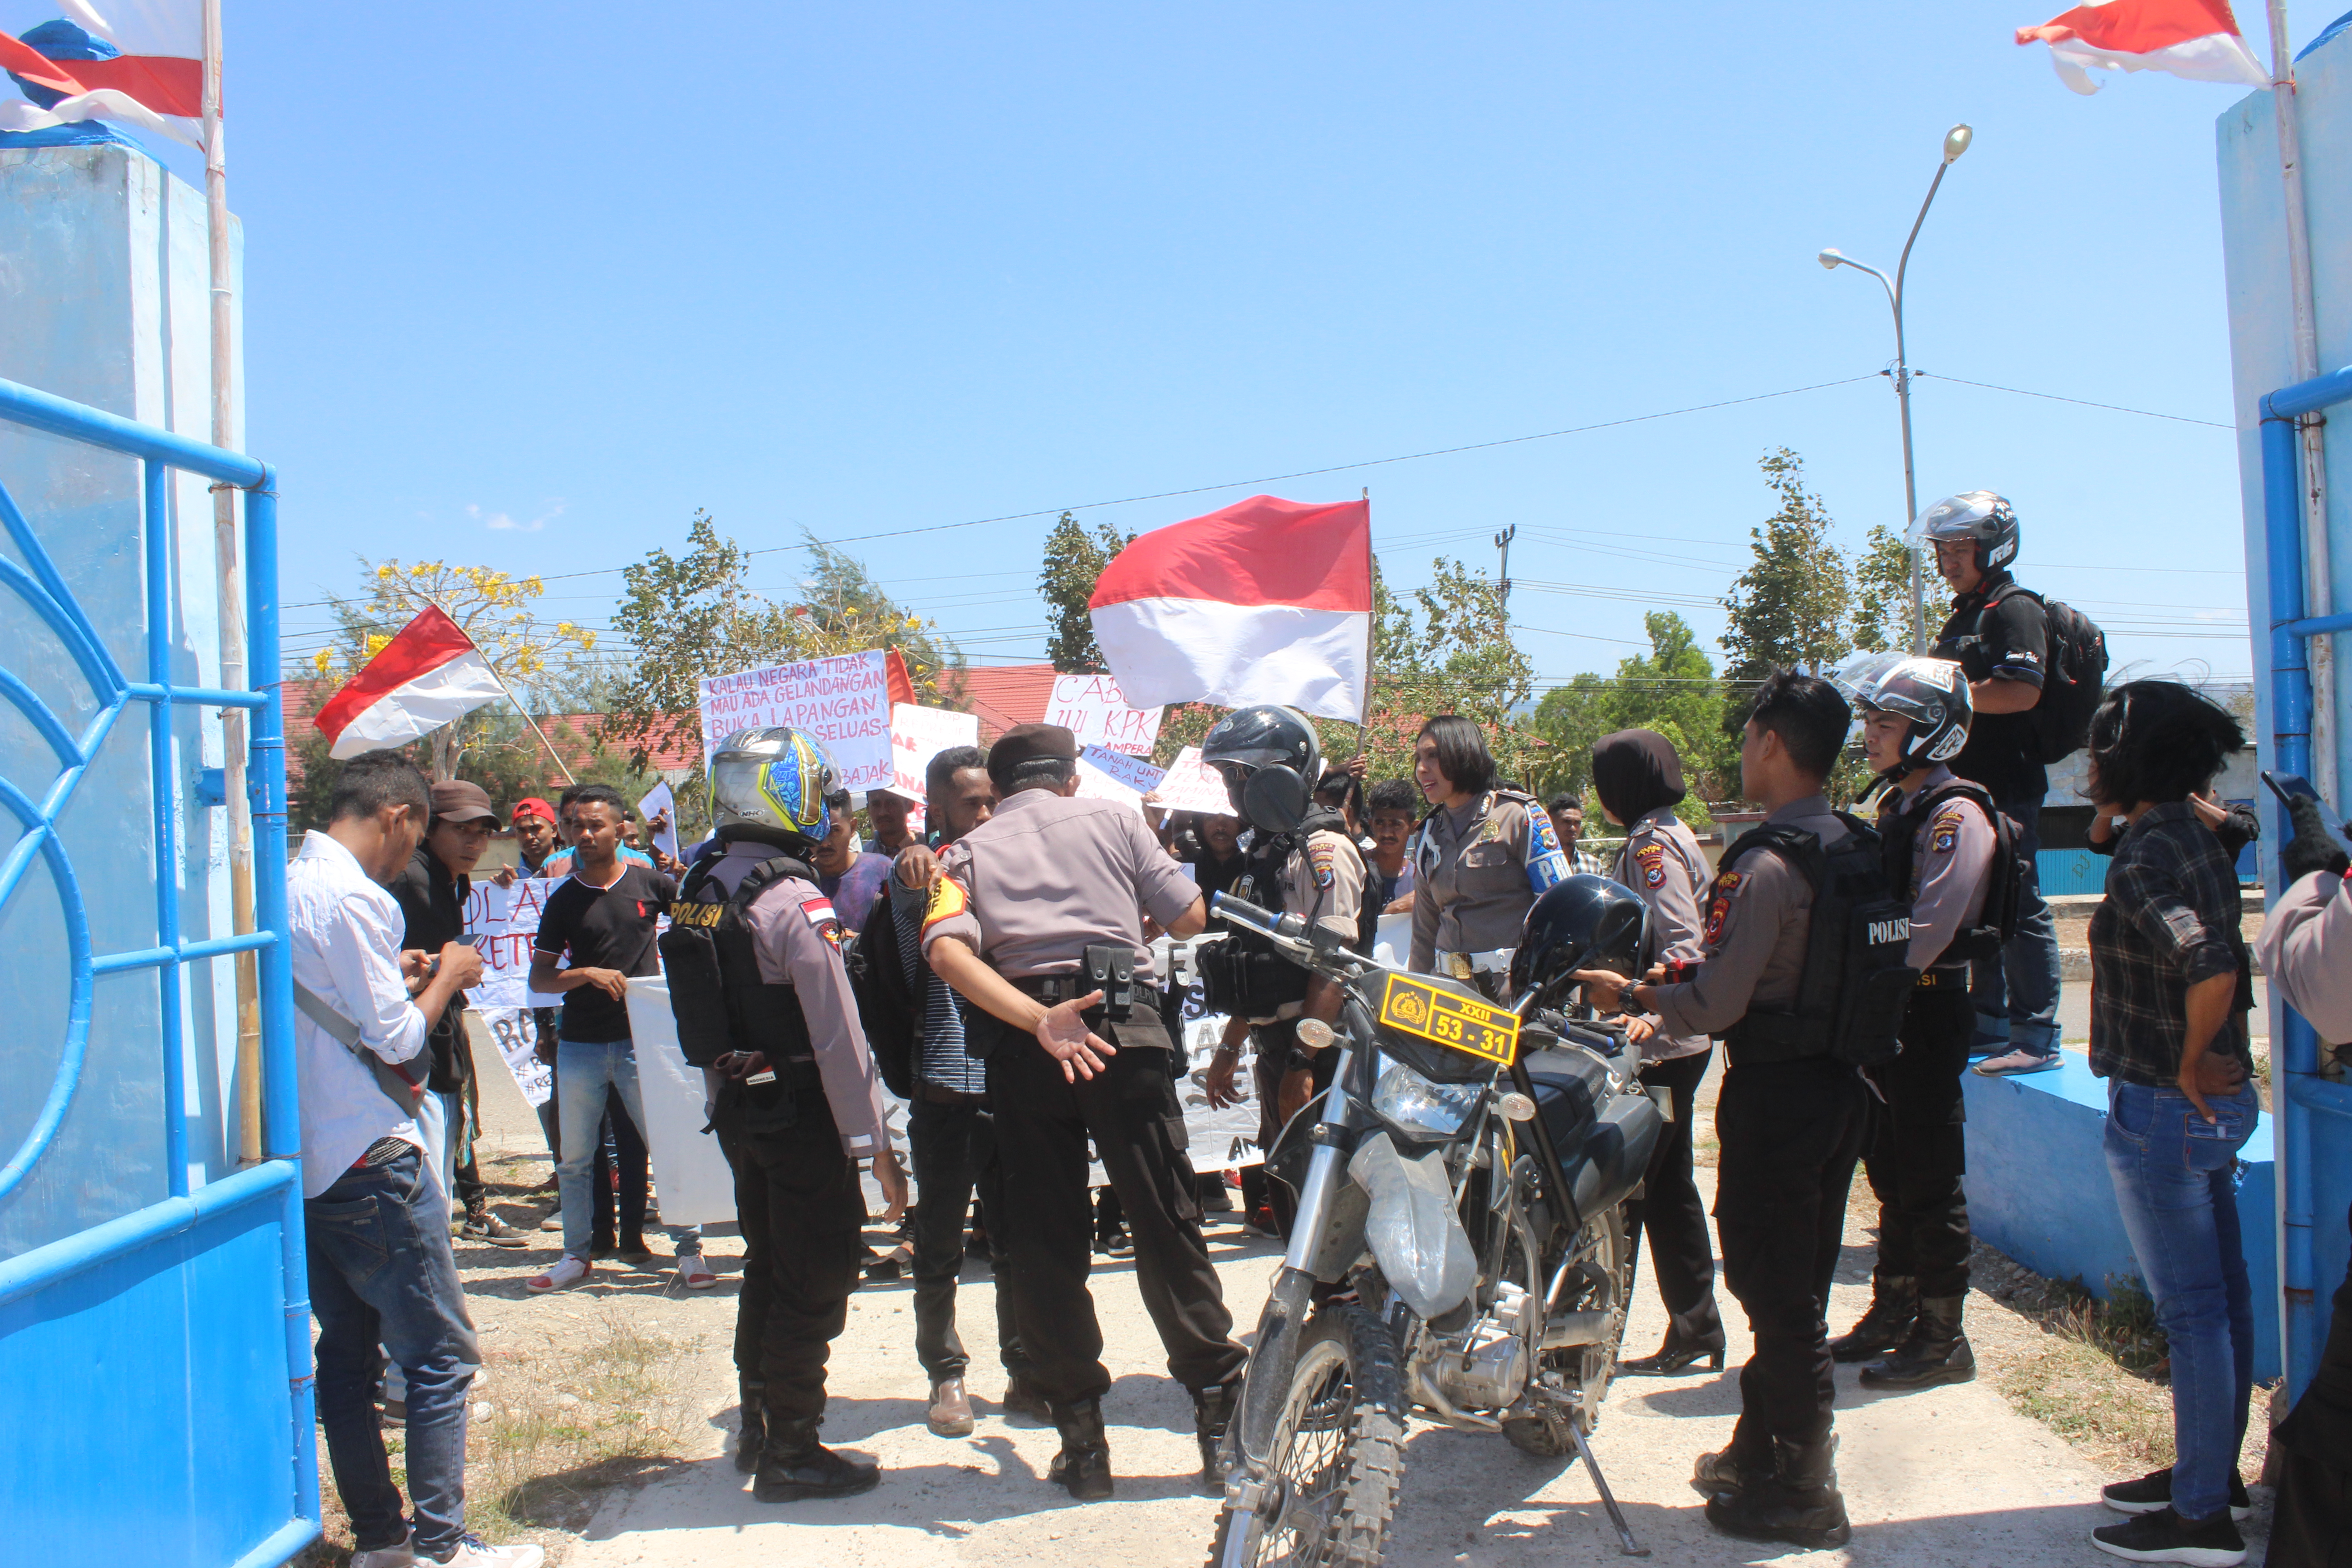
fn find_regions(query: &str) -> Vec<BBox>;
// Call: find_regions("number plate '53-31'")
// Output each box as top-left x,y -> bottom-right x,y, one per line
1376,972 -> 1520,1066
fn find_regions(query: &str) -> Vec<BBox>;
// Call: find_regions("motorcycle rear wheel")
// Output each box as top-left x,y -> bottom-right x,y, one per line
1210,1302 -> 1405,1568
1504,1205 -> 1629,1459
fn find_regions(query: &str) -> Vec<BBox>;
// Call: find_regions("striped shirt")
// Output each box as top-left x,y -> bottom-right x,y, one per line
890,879 -> 988,1094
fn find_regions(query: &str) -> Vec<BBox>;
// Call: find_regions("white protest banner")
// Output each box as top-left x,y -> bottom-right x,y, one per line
636,781 -> 679,861
1155,746 -> 1235,817
1081,744 -> 1165,797
886,702 -> 980,801
1074,749 -> 1153,812
625,975 -> 740,1227
472,1008 -> 551,1110
462,877 -> 566,1107
697,649 -> 893,789
1044,671 -> 1163,756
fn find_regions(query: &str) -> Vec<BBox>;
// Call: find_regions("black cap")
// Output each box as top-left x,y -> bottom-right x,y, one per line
988,722 -> 1079,787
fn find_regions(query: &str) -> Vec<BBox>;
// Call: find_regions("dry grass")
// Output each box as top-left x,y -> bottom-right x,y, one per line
298,1304 -> 701,1566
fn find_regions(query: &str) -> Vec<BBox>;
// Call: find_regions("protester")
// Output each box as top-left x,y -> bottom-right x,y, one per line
2074,682 -> 2257,1566
291,750 -> 539,1568
526,784 -> 711,1291
811,790 -> 894,934
2256,795 -> 2352,1565
1186,812 -> 1249,928
1408,715 -> 1571,993
1548,790 -> 1609,876
1314,766 -> 1367,843
542,781 -> 655,878
1364,778 -> 1419,918
864,788 -> 920,855
497,797 -> 567,1180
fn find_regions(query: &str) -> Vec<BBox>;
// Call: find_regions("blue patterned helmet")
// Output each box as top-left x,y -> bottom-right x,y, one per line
709,726 -> 837,850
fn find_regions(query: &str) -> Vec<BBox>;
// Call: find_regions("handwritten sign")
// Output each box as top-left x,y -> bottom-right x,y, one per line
697,649 -> 892,789
636,781 -> 679,861
886,702 -> 980,802
1045,672 -> 1163,756
1081,744 -> 1165,797
462,877 -> 564,1107
1155,746 -> 1237,817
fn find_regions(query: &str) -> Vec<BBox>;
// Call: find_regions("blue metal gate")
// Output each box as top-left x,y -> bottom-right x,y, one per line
0,377 -> 315,1564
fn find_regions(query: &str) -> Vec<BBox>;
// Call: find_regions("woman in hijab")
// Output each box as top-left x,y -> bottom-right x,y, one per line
1591,729 -> 1726,1375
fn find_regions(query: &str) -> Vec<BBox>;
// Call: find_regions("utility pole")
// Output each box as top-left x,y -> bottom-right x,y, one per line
1494,524 -> 1516,621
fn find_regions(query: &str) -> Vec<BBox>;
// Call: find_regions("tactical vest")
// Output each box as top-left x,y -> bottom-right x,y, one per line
1882,779 -> 2022,972
1199,805 -> 1350,1018
1719,813 -> 1917,1069
659,849 -> 820,1073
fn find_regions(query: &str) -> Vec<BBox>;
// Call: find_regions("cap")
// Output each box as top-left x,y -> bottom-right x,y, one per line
988,723 -> 1079,782
430,779 -> 498,825
510,796 -> 557,826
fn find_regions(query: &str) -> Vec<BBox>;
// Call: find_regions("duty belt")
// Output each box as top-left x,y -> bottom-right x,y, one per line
1010,973 -> 1133,1020
1916,967 -> 1969,988
1439,947 -> 1514,979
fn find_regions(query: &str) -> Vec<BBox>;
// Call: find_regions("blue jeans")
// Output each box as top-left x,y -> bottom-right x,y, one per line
307,1146 -> 480,1557
1971,797 -> 2061,1056
555,1035 -> 702,1262
2104,1079 -> 2258,1523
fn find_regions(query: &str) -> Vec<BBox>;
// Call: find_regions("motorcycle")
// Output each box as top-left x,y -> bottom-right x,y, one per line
1205,877 -> 1665,1565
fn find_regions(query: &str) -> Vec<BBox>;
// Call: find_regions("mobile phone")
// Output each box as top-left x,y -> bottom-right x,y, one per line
2263,770 -> 2352,854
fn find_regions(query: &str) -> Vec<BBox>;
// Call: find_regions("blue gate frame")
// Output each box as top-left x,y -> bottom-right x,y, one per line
0,376 -> 316,1564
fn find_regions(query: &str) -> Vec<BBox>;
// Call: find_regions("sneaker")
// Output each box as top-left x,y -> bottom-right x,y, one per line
537,1213 -> 562,1232
527,1256 -> 591,1293
2103,1468 -> 2253,1522
429,1537 -> 546,1568
2091,1506 -> 2245,1565
461,1211 -> 530,1249
1974,1048 -> 2063,1078
677,1251 -> 717,1289
351,1538 -> 415,1568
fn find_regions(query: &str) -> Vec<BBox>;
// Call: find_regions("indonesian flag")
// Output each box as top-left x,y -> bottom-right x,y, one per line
1088,495 -> 1373,723
315,606 -> 508,760
0,0 -> 204,149
2016,0 -> 2271,94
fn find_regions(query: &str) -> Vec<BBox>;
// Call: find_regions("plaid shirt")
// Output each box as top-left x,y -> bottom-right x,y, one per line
2087,801 -> 2252,1087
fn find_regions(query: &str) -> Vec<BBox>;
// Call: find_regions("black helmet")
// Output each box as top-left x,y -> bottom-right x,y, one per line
1911,490 -> 2020,578
1509,873 -> 1649,1009
1830,652 -> 1974,776
1201,705 -> 1321,833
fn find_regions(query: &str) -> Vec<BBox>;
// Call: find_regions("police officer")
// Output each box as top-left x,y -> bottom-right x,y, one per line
1194,707 -> 1367,1225
660,727 -> 908,1503
1408,714 -> 1571,994
920,723 -> 1245,1500
1828,655 -> 2000,1390
1589,670 -> 1867,1551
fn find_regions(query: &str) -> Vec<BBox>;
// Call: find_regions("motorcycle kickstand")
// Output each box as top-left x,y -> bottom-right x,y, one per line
1566,1420 -> 1649,1558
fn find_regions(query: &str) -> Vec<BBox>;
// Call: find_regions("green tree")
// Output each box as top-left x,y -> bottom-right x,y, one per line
1851,522 -> 1917,655
1038,511 -> 1137,672
1720,448 -> 1852,689
1528,611 -> 1734,825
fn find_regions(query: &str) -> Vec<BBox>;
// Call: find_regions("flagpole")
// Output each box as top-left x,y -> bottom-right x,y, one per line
1353,488 -> 1372,762
2266,0 -> 2337,805
200,0 -> 265,1169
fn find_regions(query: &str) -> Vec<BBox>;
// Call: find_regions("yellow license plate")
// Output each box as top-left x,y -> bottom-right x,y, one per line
1376,972 -> 1520,1066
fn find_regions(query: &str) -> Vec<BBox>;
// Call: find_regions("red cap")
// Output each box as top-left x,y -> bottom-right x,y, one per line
511,797 -> 558,826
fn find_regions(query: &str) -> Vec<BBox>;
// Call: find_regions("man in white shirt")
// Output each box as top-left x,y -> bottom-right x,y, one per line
293,750 -> 539,1568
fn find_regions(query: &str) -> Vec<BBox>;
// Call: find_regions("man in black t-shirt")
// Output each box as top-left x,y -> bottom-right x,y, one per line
1920,491 -> 2062,1076
526,784 -> 707,1290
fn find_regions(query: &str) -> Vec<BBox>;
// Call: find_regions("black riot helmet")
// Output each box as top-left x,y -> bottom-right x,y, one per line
1509,873 -> 1650,1011
1201,704 -> 1322,834
1911,490 -> 2020,580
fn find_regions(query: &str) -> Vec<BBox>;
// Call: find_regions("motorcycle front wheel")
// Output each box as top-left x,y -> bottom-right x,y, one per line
1210,1302 -> 1405,1568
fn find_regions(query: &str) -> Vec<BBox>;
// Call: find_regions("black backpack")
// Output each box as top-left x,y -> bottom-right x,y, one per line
844,879 -> 917,1100
1984,582 -> 2108,764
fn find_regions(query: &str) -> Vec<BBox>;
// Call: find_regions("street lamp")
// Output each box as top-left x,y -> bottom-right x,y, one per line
1820,122 -> 1973,652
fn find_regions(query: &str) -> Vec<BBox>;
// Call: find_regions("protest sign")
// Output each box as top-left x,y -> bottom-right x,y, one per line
697,649 -> 892,789
636,780 -> 679,861
1081,744 -> 1164,797
885,702 -> 980,802
1154,746 -> 1235,817
1074,747 -> 1157,811
1045,672 -> 1163,756
461,877 -> 566,1107
625,976 -> 741,1227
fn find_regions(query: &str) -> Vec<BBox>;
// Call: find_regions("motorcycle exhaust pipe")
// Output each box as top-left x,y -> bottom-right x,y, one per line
1539,1310 -> 1611,1351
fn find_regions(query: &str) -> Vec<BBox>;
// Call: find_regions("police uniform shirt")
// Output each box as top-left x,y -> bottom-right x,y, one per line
1882,764 -> 1996,974
1408,790 -> 1572,973
699,842 -> 892,1160
1651,795 -> 1849,1039
920,788 -> 1201,980
2260,869 -> 2352,1040
1233,827 -> 1368,1026
1932,573 -> 2049,802
1611,805 -> 1710,1061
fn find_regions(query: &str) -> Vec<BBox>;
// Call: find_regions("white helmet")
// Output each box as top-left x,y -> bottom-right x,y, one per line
1831,652 -> 1973,773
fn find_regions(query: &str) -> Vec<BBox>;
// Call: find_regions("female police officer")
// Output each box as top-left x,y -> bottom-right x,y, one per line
1407,714 -> 1571,994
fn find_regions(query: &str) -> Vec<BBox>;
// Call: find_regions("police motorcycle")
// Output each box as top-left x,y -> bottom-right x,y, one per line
1206,874 -> 1665,1567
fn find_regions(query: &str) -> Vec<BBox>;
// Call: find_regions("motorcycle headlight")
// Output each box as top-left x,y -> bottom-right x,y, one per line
1372,1055 -> 1483,1139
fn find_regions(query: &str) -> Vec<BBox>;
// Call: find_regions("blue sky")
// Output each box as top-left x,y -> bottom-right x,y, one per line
103,1 -> 2325,689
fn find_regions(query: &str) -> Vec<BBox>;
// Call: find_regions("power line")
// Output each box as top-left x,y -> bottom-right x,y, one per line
1914,372 -> 2232,430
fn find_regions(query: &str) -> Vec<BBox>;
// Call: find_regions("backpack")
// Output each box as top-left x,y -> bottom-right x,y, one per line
1886,779 -> 2029,963
845,880 -> 917,1100
1720,813 -> 1917,1069
1984,582 -> 2107,764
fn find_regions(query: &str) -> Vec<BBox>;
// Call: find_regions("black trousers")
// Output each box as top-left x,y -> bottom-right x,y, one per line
989,1010 -> 1245,1407
1860,986 -> 1975,1299
1626,1049 -> 1725,1353
718,1093 -> 866,1423
2271,1202 -> 2352,1566
1713,1055 -> 1868,1450
908,1094 -> 1030,1382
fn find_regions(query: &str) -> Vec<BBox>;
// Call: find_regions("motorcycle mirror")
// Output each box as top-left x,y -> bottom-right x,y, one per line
1497,1092 -> 1537,1124
1295,1018 -> 1336,1052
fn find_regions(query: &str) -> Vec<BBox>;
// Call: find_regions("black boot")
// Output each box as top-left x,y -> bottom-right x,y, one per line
1704,1434 -> 1852,1551
1046,1398 -> 1114,1501
1828,1273 -> 1918,1363
734,1378 -> 766,1475
1690,1425 -> 1774,1499
1861,1294 -> 1976,1389
755,1414 -> 882,1502
1192,1382 -> 1238,1494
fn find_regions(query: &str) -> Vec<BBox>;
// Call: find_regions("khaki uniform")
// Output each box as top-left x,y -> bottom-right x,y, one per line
1409,789 -> 1572,979
1235,826 -> 1367,1026
921,786 -> 1244,1409
1612,805 -> 1710,1062
1891,766 -> 1997,975
2262,869 -> 2352,1040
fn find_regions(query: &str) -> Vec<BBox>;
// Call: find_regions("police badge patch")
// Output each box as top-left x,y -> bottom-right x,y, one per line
801,895 -> 847,951
1309,836 -> 1338,889
1931,804 -> 1965,857
1635,842 -> 1667,890
1703,870 -> 1744,945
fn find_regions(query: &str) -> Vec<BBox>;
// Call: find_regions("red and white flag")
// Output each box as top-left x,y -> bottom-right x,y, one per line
315,606 -> 509,760
2016,0 -> 2270,94
1088,495 -> 1373,723
1,0 -> 204,148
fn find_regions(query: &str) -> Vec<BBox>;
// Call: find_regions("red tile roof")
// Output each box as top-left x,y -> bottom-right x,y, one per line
941,662 -> 1059,744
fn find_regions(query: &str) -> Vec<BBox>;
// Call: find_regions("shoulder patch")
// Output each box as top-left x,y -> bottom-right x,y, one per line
1930,803 -> 1966,857
1702,870 -> 1745,946
1634,842 -> 1667,890
922,875 -> 969,931
1309,836 -> 1338,888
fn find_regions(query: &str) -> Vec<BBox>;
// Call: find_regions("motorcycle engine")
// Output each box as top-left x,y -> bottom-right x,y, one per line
1429,1280 -> 1534,1411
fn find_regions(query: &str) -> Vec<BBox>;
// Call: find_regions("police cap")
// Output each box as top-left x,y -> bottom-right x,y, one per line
988,723 -> 1080,791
